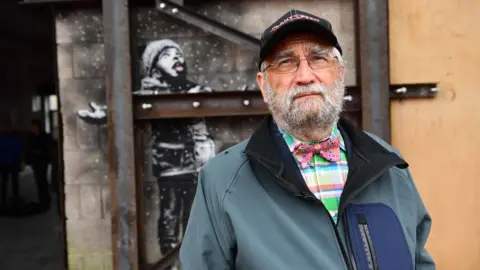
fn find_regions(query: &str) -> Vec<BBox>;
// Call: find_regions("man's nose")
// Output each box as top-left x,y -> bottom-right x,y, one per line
294,59 -> 316,85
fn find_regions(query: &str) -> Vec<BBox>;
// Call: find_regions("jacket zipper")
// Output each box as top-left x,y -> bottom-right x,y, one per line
252,156 -> 400,270
325,159 -> 400,270
357,214 -> 378,270
337,159 -> 401,270
254,157 -> 354,269
294,193 -> 353,270
338,160 -> 400,219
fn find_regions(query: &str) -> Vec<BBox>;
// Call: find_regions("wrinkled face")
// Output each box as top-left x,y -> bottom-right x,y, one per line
153,47 -> 186,78
256,33 -> 346,138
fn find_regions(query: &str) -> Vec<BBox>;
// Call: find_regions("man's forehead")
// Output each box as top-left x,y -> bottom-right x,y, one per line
268,33 -> 332,57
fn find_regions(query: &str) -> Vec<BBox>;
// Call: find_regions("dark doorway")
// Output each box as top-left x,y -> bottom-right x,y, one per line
0,1 -> 66,269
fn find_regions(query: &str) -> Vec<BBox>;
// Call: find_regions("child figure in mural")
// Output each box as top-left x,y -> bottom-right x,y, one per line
76,39 -> 216,264
152,119 -> 215,260
140,40 -> 216,263
135,39 -> 213,95
77,39 -> 213,123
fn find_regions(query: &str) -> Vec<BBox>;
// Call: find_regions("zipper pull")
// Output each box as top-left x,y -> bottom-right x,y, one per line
357,213 -> 367,225
356,214 -> 378,270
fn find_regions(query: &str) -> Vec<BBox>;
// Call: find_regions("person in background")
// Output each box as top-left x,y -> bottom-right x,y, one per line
0,122 -> 23,210
26,119 -> 53,210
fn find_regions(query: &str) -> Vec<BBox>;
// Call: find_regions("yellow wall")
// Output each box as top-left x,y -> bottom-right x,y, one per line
390,0 -> 480,269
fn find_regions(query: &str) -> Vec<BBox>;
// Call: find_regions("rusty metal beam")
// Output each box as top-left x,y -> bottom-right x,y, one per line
134,122 -> 148,270
133,83 -> 437,120
149,241 -> 182,270
133,90 -> 359,120
102,0 -> 139,269
134,91 -> 271,120
357,0 -> 391,142
155,0 -> 260,50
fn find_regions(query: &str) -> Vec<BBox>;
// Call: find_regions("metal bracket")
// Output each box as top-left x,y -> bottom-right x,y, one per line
134,91 -> 269,120
389,83 -> 440,99
155,0 -> 260,50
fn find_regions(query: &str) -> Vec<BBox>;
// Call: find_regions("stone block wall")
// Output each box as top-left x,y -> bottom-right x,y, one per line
55,8 -> 112,270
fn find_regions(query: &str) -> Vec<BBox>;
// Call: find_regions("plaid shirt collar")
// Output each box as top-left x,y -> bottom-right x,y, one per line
278,125 -> 345,150
278,124 -> 346,167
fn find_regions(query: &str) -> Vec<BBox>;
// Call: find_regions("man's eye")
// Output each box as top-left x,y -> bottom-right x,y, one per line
277,59 -> 296,66
311,55 -> 328,61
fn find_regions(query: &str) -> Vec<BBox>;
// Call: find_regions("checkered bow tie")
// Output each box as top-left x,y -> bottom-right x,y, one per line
292,136 -> 341,167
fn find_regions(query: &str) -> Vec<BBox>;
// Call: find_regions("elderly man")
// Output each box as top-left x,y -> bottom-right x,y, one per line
180,10 -> 435,270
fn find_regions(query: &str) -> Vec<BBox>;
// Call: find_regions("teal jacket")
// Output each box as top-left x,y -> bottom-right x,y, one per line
180,116 -> 435,270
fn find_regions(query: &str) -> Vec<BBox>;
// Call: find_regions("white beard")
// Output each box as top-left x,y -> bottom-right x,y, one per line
266,78 -> 345,139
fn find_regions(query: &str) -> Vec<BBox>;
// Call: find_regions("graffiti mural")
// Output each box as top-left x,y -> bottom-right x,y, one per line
77,38 -> 221,268
151,119 -> 215,256
77,39 -> 215,123
136,40 -> 218,269
134,39 -> 213,95
76,8 -> 261,266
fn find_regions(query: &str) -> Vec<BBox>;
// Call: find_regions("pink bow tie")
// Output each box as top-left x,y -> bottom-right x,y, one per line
293,137 -> 341,167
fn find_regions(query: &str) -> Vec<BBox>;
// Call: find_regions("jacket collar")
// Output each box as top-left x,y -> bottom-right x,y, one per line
245,115 -> 408,202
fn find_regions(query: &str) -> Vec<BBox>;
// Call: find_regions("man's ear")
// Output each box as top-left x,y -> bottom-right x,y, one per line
256,72 -> 269,104
339,64 -> 346,82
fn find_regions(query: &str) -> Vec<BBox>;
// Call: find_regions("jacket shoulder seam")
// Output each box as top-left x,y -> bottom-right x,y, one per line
391,167 -> 410,181
391,167 -> 416,192
221,157 -> 249,206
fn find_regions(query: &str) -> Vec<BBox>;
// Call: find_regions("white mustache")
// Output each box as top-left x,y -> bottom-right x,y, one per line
286,84 -> 330,103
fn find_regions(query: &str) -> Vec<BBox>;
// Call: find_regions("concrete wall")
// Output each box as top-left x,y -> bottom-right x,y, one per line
55,1 -> 355,269
55,7 -> 112,270
390,0 -> 480,269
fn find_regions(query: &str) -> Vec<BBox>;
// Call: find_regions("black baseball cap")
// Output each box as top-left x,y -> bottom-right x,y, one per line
259,9 -> 343,71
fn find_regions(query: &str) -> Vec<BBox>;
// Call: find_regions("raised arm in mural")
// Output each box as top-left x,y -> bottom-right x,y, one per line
76,102 -> 107,125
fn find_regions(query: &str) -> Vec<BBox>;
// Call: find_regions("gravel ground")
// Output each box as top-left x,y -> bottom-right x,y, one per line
0,167 -> 65,270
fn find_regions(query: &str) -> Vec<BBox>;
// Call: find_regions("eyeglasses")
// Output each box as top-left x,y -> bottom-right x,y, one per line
262,51 -> 337,74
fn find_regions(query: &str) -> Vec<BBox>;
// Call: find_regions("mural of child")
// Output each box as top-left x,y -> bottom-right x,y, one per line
77,39 -> 213,123
76,39 -> 217,265
135,39 -> 213,95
